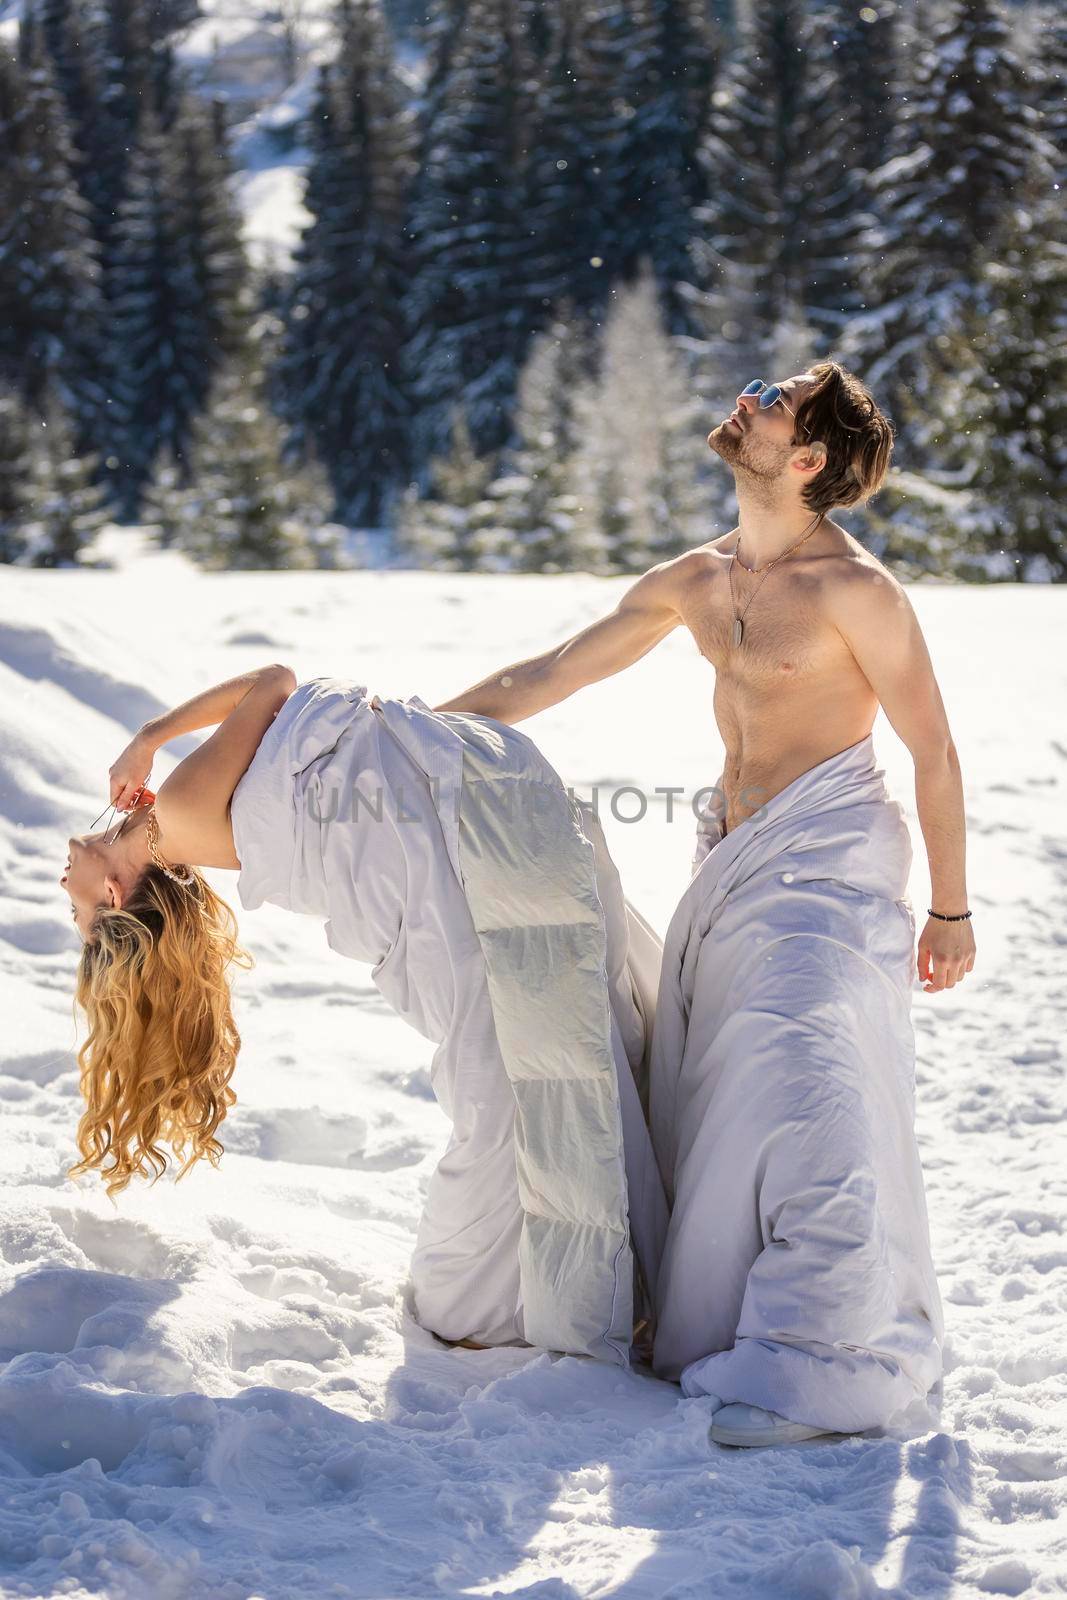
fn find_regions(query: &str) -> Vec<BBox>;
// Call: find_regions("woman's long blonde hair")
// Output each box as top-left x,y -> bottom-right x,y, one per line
67,865 -> 255,1200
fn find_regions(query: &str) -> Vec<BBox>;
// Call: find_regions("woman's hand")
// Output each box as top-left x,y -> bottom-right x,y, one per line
109,729 -> 157,811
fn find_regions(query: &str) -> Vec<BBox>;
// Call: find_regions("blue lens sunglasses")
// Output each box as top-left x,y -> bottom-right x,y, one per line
740,380 -> 813,440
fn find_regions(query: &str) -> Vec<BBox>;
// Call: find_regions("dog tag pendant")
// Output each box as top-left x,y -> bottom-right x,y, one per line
733,616 -> 743,647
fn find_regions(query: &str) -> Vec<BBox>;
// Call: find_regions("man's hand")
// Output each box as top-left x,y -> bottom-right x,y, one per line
917,914 -> 976,993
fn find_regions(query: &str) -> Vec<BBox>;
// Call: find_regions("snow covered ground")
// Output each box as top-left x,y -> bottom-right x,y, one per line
1,533 -> 1065,1598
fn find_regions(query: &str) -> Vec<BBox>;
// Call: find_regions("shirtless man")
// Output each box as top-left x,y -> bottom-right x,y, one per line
434,360 -> 976,996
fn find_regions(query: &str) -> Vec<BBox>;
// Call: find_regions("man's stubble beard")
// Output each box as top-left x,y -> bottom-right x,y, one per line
708,427 -> 789,508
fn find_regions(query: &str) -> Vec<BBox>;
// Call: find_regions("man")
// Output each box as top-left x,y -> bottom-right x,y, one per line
434,358 -> 972,1446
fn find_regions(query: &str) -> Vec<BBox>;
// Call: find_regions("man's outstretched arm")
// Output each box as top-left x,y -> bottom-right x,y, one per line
431,556 -> 692,723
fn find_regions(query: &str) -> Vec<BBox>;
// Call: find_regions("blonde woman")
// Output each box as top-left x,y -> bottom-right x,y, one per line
60,662 -> 667,1369
60,664 -> 296,1199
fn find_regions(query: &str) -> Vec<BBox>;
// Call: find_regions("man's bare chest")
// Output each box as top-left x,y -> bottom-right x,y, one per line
683,566 -> 844,684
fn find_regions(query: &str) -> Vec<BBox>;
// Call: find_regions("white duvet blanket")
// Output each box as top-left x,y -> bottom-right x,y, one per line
648,733 -> 945,1432
229,677 -> 668,1367
229,678 -> 943,1430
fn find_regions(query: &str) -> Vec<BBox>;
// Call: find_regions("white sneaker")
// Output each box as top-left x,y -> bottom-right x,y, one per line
709,1402 -> 837,1447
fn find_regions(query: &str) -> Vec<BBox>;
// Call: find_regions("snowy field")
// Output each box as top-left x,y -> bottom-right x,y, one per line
1,534 -> 1065,1598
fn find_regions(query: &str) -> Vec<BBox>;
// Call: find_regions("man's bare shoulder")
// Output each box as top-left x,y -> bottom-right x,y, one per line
687,530 -> 738,562
626,542 -> 730,623
654,536 -> 735,590
821,525 -> 909,596
818,526 -> 916,642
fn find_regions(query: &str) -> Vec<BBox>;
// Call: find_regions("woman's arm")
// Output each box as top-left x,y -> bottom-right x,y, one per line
140,664 -> 296,749
139,665 -> 298,868
109,661 -> 296,843
152,664 -> 297,812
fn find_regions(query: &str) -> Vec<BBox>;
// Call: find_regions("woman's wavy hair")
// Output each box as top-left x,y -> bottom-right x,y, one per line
67,863 -> 255,1200
791,360 -> 896,516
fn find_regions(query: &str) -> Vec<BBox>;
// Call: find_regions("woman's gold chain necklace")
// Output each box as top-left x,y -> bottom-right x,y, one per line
145,804 -> 197,885
728,511 -> 825,648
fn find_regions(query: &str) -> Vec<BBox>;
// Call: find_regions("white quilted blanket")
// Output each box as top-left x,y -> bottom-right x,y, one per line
229,677 -> 668,1366
648,734 -> 945,1432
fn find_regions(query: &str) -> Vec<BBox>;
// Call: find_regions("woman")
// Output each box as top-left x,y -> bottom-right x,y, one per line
59,665 -> 293,1202
60,663 -> 669,1364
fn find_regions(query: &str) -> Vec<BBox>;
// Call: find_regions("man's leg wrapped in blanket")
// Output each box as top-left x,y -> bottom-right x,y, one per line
648,733 -> 945,1433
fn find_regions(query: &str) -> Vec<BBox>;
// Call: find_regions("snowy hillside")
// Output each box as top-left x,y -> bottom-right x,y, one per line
1,541 -> 1064,1596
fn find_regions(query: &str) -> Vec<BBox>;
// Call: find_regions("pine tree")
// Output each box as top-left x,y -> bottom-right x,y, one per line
281,3 -> 414,529
851,0 -> 1058,448
522,0 -> 553,62
568,262 -> 711,572
653,0 -> 719,193
795,5 -> 883,334
413,0 -> 471,161
171,325 -> 337,572
0,20 -> 106,451
0,382 -> 107,566
105,109 -> 195,516
36,0 -> 113,232
172,98 -> 249,380
140,442 -> 186,549
0,388 -> 38,564
402,0 -> 539,468
484,301 -> 608,572
681,0 -> 871,362
1031,7 -> 1066,189
889,201 -> 1067,582
106,101 -> 252,517
381,0 -> 429,37
615,0 -> 720,331
679,11 -> 781,369
519,0 -> 618,324
823,0 -> 902,183
567,377 -> 631,574
393,406 -> 501,569
38,0 -> 184,261
579,0 -> 641,289
855,471 -> 978,580
30,382 -> 109,565
94,0 -> 178,260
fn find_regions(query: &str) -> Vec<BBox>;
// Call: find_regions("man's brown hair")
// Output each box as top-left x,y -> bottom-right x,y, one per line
791,360 -> 895,515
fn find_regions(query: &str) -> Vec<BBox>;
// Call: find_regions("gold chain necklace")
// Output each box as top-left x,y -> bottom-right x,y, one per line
728,511 -> 825,647
145,805 -> 197,886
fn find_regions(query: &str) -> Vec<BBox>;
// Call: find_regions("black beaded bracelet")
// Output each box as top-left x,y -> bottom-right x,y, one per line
927,908 -> 972,921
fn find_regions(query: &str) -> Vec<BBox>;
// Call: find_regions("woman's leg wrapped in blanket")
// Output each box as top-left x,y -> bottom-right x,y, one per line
648,734 -> 945,1434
